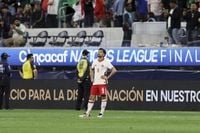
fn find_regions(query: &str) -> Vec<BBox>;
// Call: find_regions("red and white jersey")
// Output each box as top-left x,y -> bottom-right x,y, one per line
91,58 -> 113,85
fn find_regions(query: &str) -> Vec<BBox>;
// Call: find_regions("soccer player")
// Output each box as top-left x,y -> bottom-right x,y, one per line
79,48 -> 117,118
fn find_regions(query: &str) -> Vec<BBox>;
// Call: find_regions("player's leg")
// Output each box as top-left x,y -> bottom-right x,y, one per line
98,95 -> 107,118
85,95 -> 95,115
83,81 -> 91,111
79,95 -> 95,118
75,83 -> 84,110
0,85 -> 4,109
79,85 -> 97,117
85,84 -> 99,115
98,85 -> 108,118
4,84 -> 10,109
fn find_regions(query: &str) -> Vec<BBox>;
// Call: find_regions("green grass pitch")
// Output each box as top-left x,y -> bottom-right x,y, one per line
0,109 -> 200,133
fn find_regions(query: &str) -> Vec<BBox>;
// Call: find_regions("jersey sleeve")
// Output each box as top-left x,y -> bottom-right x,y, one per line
106,59 -> 114,70
91,59 -> 96,70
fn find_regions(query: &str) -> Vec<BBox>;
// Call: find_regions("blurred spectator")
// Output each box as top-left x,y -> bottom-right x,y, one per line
81,0 -> 94,27
41,0 -> 48,27
177,0 -> 187,9
147,12 -> 157,21
187,0 -> 198,8
22,4 -> 32,28
0,0 -> 195,30
41,0 -> 48,13
3,17 -> 26,47
126,0 -> 136,11
103,0 -> 115,27
15,4 -> 24,20
72,1 -> 83,27
20,0 -> 36,6
122,2 -> 133,47
0,5 -> 13,39
31,1 -> 45,28
162,0 -> 170,9
7,1 -> 16,16
64,3 -> 75,28
183,2 -> 200,42
136,0 -> 148,22
94,0 -> 105,27
198,2 -> 200,12
0,18 -> 4,46
148,0 -> 162,20
157,2 -> 168,21
112,0 -> 125,27
63,0 -> 77,6
103,4 -> 113,27
125,0 -> 136,21
105,0 -> 114,11
167,0 -> 182,45
46,0 -> 59,28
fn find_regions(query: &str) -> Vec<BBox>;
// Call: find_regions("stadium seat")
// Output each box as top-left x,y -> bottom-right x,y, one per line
85,30 -> 104,47
49,31 -> 69,47
29,31 -> 49,47
23,31 -> 29,46
178,28 -> 187,45
67,30 -> 87,47
187,40 -> 200,47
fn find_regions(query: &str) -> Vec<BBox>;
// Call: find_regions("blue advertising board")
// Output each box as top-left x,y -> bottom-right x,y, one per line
1,47 -> 200,66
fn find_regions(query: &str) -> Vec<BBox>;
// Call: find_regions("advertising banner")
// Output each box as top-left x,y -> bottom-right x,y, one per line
10,79 -> 200,111
1,47 -> 200,66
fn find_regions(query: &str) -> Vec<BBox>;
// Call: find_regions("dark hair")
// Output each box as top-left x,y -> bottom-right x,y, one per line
170,0 -> 177,4
12,17 -> 21,24
1,52 -> 10,60
82,49 -> 90,56
98,48 -> 106,55
27,54 -> 33,59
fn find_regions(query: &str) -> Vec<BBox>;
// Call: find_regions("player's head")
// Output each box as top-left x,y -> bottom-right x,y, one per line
26,54 -> 34,62
1,52 -> 10,61
98,48 -> 106,58
82,49 -> 90,56
169,0 -> 177,8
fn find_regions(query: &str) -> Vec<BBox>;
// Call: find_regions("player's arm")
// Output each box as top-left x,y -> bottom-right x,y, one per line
90,61 -> 95,82
107,66 -> 117,80
19,69 -> 23,78
31,63 -> 37,79
90,67 -> 94,83
102,66 -> 117,81
101,60 -> 117,81
33,65 -> 38,79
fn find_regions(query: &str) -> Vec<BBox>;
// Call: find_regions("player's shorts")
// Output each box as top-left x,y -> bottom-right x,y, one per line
90,84 -> 107,96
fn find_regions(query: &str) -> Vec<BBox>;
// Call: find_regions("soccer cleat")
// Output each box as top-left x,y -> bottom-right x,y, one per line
97,113 -> 103,118
79,113 -> 90,118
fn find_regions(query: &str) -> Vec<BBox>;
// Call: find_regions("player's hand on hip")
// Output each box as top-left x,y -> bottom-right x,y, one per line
101,75 -> 108,80
91,78 -> 94,83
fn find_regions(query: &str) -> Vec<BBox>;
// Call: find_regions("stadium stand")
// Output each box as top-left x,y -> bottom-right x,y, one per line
22,31 -> 29,47
29,30 -> 49,47
67,30 -> 87,47
49,30 -> 69,47
85,30 -> 104,47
